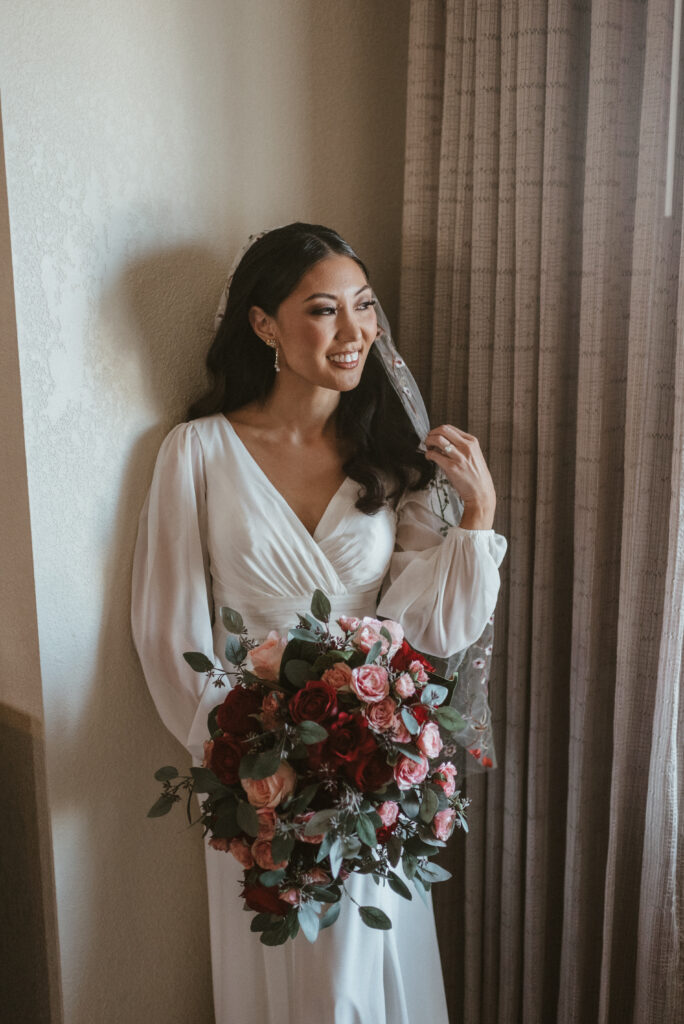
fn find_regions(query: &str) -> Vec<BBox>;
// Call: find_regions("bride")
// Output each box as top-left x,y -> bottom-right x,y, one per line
132,222 -> 506,1023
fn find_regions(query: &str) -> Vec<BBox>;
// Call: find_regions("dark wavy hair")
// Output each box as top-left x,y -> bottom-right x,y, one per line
189,222 -> 434,513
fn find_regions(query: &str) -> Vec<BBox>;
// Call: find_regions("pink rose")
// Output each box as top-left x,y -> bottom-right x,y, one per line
249,630 -> 287,681
351,665 -> 390,703
394,673 -> 415,698
390,715 -> 411,744
321,662 -> 354,692
256,808 -> 277,840
394,753 -> 429,790
380,619 -> 404,657
433,808 -> 457,841
251,838 -> 287,871
409,660 -> 429,684
227,838 -> 255,868
376,800 -> 399,827
280,888 -> 301,906
417,721 -> 443,759
337,615 -> 361,632
293,811 -> 325,844
241,761 -> 296,808
432,761 -> 458,798
208,837 -> 230,853
261,690 -> 285,730
364,696 -> 397,732
350,617 -> 387,655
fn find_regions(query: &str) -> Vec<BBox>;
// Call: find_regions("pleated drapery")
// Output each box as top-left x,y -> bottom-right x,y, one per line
399,3 -> 684,1022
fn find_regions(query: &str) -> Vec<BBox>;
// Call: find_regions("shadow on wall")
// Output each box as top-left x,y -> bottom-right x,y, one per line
61,244 -> 228,1024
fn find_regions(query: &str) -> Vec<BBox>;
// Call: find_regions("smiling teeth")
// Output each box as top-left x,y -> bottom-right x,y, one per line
329,352 -> 358,364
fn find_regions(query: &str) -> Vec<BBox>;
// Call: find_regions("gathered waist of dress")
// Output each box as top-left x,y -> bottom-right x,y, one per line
212,587 -> 381,639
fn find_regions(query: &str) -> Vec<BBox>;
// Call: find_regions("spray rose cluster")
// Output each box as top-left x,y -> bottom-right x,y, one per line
150,591 -> 470,946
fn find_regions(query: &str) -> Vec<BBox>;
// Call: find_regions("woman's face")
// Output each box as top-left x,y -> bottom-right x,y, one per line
250,255 -> 378,392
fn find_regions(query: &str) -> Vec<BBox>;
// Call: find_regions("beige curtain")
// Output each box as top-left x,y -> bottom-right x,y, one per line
399,2 -> 684,1022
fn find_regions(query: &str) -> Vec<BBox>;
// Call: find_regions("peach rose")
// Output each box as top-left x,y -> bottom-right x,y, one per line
394,673 -> 415,699
293,811 -> 325,844
409,660 -> 429,684
417,721 -> 443,759
351,664 -> 390,703
227,838 -> 255,868
249,630 -> 287,681
261,690 -> 285,730
433,808 -> 457,841
208,837 -> 230,853
251,838 -> 288,871
256,808 -> 277,840
394,753 -> 430,790
350,617 -> 386,654
376,800 -> 399,827
337,615 -> 361,632
321,662 -> 354,692
432,761 -> 458,798
364,696 -> 397,732
241,761 -> 296,808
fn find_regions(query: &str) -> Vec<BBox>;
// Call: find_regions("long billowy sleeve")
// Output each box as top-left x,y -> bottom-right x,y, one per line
131,422 -> 216,754
376,479 -> 507,659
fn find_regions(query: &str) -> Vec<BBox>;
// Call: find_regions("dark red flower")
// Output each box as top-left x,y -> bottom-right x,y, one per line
376,823 -> 399,844
241,882 -> 290,917
216,685 -> 263,737
324,711 -> 371,764
409,704 -> 430,726
390,640 -> 435,674
347,743 -> 393,792
289,680 -> 338,725
207,733 -> 246,785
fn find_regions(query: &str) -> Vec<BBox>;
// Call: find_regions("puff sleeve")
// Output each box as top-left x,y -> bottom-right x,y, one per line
131,423 -> 216,754
376,480 -> 507,658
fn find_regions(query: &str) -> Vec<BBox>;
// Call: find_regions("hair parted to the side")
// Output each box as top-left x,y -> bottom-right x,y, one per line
188,222 -> 434,513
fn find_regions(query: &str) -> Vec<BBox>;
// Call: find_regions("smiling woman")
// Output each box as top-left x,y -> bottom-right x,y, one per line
131,223 -> 507,1023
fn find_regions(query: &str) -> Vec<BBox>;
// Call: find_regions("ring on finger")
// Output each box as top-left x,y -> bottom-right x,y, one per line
442,441 -> 454,455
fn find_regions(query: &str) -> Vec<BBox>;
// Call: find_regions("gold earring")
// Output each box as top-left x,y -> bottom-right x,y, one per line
267,337 -> 280,373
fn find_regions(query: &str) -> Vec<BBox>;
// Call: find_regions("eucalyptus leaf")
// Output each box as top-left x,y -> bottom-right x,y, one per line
260,921 -> 290,946
210,800 -> 240,839
183,651 -> 214,673
288,627 -> 320,643
394,744 -> 425,765
304,808 -> 338,835
259,868 -> 287,886
224,635 -> 246,665
379,626 -> 393,644
400,790 -> 420,819
418,861 -> 452,883
249,912 -> 274,933
190,766 -> 231,795
402,853 -> 418,880
286,910 -> 300,939
329,836 -> 343,879
220,606 -> 244,634
386,834 -> 402,868
239,748 -> 282,780
296,720 -> 328,745
387,870 -> 413,901
310,589 -> 331,622
236,800 -> 259,837
400,707 -> 421,736
355,813 -> 378,848
271,834 -> 295,863
358,906 -> 392,930
457,811 -> 469,833
153,766 -> 178,782
421,683 -> 448,707
419,787 -> 440,824
308,886 -> 338,903
319,901 -> 341,930
433,705 -> 467,731
147,794 -> 176,818
284,659 -> 315,688
287,782 -> 319,816
340,835 -> 362,859
316,831 -> 334,862
412,875 -> 430,907
365,640 -> 383,665
297,904 -> 320,943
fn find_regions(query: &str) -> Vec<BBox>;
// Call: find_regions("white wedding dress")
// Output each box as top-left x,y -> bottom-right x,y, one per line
132,413 -> 507,1024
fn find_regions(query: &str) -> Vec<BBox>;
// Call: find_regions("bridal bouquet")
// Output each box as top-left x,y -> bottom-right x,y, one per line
149,591 -> 469,946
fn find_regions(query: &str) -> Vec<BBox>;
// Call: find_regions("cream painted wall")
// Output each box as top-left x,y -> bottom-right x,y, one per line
0,2 -> 409,1021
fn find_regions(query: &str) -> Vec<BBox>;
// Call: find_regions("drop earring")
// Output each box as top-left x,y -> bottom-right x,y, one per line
268,337 -> 280,373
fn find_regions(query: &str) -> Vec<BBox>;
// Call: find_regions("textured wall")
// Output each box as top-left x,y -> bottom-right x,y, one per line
0,2 -> 409,1021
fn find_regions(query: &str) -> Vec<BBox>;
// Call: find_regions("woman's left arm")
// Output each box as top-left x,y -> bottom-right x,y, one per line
376,427 -> 506,658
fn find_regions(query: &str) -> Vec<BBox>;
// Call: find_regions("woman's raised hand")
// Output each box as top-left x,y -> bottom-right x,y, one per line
424,425 -> 497,530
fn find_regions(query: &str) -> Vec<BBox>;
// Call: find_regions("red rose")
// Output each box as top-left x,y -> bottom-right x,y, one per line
347,742 -> 393,792
207,733 -> 246,785
376,822 -> 399,844
240,882 -> 290,917
391,640 -> 435,674
324,711 -> 371,764
289,680 -> 338,725
216,685 -> 263,737
407,704 -> 430,727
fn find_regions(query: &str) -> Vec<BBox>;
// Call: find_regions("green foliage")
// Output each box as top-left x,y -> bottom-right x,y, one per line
355,812 -> 378,848
239,748 -> 282,780
296,720 -> 328,744
183,651 -> 214,673
394,744 -> 424,765
387,870 -> 412,901
310,589 -> 331,623
236,800 -> 259,837
220,606 -> 244,634
419,787 -> 440,824
153,766 -> 178,782
147,794 -> 176,818
190,766 -> 231,795
359,906 -> 392,930
259,868 -> 287,886
319,902 -> 341,930
400,790 -> 420,818
420,683 -> 448,707
364,640 -> 383,664
433,705 -> 467,731
224,635 -> 246,665
304,808 -> 338,835
271,834 -> 295,862
400,707 -> 421,735
298,904 -> 320,943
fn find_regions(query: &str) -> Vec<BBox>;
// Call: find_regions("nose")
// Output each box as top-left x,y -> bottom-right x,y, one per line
336,304 -> 364,341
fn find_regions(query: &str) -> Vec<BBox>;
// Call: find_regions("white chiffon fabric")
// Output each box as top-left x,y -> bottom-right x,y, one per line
132,413 -> 507,1024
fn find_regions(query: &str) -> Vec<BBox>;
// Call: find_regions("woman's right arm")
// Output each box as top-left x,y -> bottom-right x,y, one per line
131,422 -> 216,753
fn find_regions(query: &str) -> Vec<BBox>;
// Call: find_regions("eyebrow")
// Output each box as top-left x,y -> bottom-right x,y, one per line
302,284 -> 372,302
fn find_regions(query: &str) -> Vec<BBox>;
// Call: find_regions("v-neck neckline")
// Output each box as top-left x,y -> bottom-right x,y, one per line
221,415 -> 352,541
